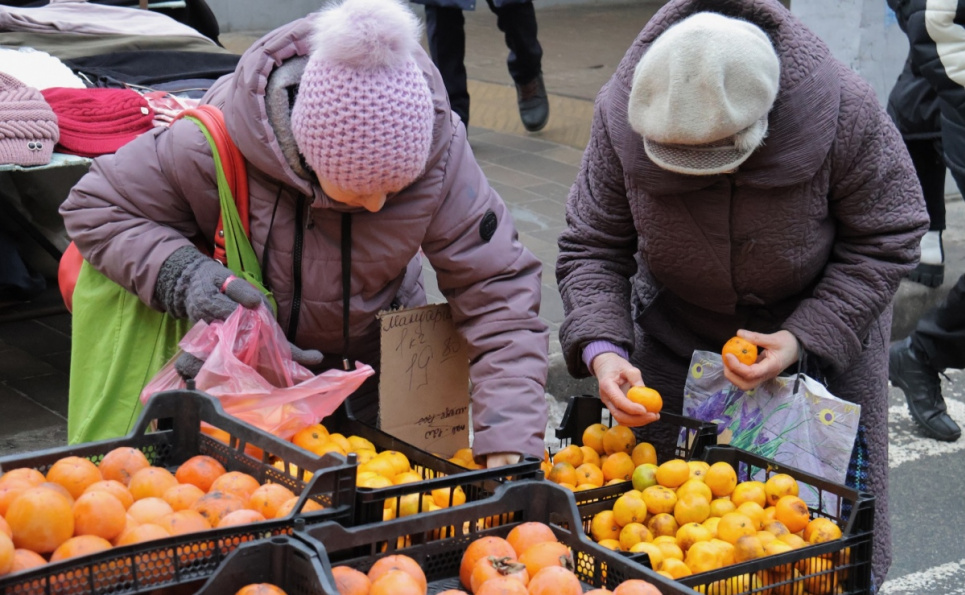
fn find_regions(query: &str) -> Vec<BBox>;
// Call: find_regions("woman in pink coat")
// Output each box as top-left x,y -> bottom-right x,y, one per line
60,0 -> 549,467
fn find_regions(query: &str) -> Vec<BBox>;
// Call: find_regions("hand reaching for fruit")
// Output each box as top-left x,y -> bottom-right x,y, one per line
722,330 -> 800,391
590,352 -> 660,427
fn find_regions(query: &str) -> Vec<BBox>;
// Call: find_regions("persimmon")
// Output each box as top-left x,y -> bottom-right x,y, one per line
85,479 -> 135,510
235,583 -> 287,595
626,386 -> 663,413
369,569 -> 422,595
128,467 -> 179,501
470,555 -> 529,592
163,483 -> 206,511
157,510 -> 211,535
612,579 -> 662,595
73,490 -> 127,541
506,521 -> 557,557
10,548 -> 46,573
459,536 -> 517,589
175,455 -> 227,492
6,486 -> 74,553
128,497 -> 175,526
0,468 -> 45,488
518,541 -> 573,578
209,472 -> 261,501
98,447 -> 151,486
46,456 -> 103,500
217,509 -> 267,528
722,336 -> 758,365
331,566 -> 370,595
475,576 -> 530,595
49,535 -> 112,562
0,533 -> 12,575
274,496 -> 323,518
367,554 -> 426,592
114,523 -> 170,546
0,481 -> 31,516
190,491 -> 246,527
248,483 -> 296,519
527,566 -> 583,595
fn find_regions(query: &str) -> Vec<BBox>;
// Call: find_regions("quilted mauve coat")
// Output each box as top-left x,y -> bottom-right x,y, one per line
59,16 -> 549,460
556,0 -> 929,586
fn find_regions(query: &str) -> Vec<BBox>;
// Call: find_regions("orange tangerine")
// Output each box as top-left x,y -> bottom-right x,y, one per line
731,481 -> 767,508
703,462 -> 738,498
764,473 -> 799,506
602,425 -> 636,456
736,501 -> 767,530
590,510 -> 621,542
722,336 -> 758,365
612,493 -> 649,527
774,495 -> 810,534
574,463 -> 605,488
716,512 -> 757,545
630,442 -> 658,467
581,424 -> 608,455
626,386 -> 663,413
654,459 -> 690,489
646,513 -> 679,539
641,485 -> 677,515
547,462 -> 578,486
601,452 -> 634,483
673,493 -> 710,526
579,446 -> 601,468
618,522 -> 653,551
552,444 -> 584,468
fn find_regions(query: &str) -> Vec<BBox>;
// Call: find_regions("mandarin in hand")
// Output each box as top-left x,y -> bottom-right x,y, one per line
722,336 -> 758,366
626,386 -> 663,413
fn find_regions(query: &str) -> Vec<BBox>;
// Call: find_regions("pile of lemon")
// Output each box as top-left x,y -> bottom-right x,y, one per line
543,423 -> 658,490
588,459 -> 847,594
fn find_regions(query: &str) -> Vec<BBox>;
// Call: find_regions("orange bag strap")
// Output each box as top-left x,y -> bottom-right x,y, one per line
173,104 -> 249,265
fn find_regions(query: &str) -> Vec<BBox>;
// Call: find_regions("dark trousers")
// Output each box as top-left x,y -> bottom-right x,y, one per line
424,0 -> 543,127
912,273 -> 965,371
903,137 -> 947,231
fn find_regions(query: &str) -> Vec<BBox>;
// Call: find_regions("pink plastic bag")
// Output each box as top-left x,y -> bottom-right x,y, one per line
141,304 -> 373,440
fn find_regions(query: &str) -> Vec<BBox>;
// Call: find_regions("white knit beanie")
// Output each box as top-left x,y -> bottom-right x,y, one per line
628,12 -> 780,176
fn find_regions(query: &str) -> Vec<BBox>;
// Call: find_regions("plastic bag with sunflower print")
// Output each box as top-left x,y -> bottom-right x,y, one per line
682,350 -> 861,500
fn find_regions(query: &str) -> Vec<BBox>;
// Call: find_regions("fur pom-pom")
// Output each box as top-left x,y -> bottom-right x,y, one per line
734,118 -> 768,153
308,0 -> 422,71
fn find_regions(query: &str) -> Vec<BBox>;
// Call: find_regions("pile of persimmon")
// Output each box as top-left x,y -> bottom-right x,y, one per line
543,422 -> 660,492
328,522 -> 663,594
586,460 -> 848,594
0,446 -> 322,577
236,584 -> 287,595
287,422 -> 474,522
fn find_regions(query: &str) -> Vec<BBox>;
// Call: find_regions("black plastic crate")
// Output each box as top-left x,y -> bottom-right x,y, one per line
194,535 -> 336,594
554,394 -> 718,504
324,404 -> 542,525
577,445 -> 875,595
294,480 -> 700,594
0,389 -> 356,595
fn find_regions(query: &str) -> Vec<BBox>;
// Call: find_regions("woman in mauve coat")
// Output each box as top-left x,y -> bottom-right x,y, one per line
556,0 -> 929,586
60,0 -> 549,467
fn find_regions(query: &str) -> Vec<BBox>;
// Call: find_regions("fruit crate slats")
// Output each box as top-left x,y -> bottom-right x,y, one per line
0,390 -> 356,595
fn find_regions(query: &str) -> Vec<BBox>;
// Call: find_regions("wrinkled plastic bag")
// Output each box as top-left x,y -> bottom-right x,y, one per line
683,350 -> 860,508
141,304 -> 373,440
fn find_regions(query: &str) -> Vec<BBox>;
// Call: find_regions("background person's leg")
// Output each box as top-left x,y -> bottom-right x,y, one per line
425,5 -> 470,127
487,0 -> 548,131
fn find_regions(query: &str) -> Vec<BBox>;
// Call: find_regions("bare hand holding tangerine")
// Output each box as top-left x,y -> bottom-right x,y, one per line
590,352 -> 660,427
722,330 -> 800,391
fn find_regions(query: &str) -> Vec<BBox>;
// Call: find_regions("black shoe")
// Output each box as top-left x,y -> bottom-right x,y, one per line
907,231 -> 944,287
889,338 -> 961,441
516,74 -> 549,132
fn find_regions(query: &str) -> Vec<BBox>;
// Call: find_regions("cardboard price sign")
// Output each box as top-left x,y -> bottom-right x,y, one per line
378,303 -> 470,455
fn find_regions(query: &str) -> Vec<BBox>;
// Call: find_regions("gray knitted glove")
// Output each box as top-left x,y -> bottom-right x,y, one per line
155,246 -> 324,378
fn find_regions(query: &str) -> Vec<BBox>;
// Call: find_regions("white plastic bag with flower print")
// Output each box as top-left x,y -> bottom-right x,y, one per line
682,350 -> 860,503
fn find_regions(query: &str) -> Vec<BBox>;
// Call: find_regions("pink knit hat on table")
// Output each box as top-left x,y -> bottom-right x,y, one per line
291,0 -> 435,195
0,72 -> 59,167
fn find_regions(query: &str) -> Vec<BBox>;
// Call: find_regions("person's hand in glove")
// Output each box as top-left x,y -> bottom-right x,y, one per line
154,246 -> 324,378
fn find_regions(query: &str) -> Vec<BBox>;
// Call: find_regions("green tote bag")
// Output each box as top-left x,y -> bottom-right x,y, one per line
67,106 -> 271,444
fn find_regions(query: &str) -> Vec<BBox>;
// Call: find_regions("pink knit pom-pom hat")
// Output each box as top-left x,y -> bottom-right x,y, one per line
291,0 -> 435,195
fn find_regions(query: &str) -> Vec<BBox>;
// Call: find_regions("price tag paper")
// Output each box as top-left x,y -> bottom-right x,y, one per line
378,303 -> 470,456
